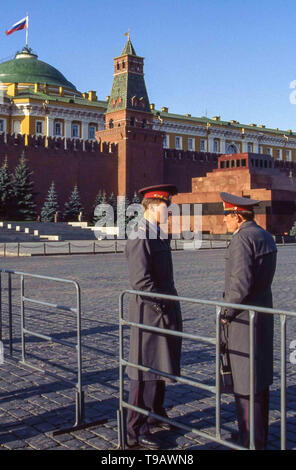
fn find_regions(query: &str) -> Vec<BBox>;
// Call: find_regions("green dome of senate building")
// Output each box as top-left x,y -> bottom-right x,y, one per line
0,46 -> 77,91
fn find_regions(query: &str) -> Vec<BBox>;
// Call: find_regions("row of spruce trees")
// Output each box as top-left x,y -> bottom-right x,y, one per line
0,156 -> 36,220
0,156 -> 142,223
42,184 -> 142,224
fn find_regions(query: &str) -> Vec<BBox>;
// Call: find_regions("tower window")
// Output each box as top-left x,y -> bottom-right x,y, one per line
109,119 -> 114,129
122,62 -> 125,69
131,96 -> 138,107
130,117 -> 135,126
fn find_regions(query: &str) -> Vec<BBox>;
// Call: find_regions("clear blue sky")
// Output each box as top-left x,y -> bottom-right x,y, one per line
1,0 -> 296,131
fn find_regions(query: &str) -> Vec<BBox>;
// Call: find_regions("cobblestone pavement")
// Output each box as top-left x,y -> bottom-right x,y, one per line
0,246 -> 295,451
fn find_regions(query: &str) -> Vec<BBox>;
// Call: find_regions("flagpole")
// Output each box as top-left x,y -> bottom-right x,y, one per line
26,13 -> 29,48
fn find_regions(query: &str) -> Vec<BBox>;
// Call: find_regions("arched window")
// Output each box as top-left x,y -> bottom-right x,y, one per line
109,119 -> 114,129
226,144 -> 237,154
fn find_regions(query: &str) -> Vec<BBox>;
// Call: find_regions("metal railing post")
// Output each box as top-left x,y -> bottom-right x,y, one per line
280,314 -> 287,450
249,310 -> 255,450
215,305 -> 222,440
20,275 -> 26,362
8,272 -> 13,356
118,292 -> 126,449
74,281 -> 84,426
0,271 -> 2,341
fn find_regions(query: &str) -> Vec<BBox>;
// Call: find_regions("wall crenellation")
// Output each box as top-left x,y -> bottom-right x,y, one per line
0,133 -> 118,157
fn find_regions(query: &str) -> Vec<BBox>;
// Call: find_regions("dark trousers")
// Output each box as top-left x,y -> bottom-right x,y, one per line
234,388 -> 270,450
126,380 -> 166,438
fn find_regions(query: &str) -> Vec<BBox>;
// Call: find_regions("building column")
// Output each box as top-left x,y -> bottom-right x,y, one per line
64,119 -> 72,149
208,136 -> 214,152
220,138 -> 226,153
65,119 -> 72,138
81,121 -> 89,150
253,141 -> 259,153
242,140 -> 248,152
46,116 -> 54,138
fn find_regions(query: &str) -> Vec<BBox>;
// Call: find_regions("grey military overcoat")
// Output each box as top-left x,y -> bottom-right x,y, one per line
223,220 -> 277,395
125,219 -> 182,382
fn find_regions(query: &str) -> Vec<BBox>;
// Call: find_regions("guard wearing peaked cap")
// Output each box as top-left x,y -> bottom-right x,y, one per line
221,192 -> 261,214
220,192 -> 277,449
124,184 -> 182,449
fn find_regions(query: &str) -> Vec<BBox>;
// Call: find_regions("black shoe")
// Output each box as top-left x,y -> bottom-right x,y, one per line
149,420 -> 171,431
148,412 -> 173,431
138,434 -> 161,450
126,434 -> 138,448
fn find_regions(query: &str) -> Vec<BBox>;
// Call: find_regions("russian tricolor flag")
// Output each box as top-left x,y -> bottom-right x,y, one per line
6,17 -> 28,36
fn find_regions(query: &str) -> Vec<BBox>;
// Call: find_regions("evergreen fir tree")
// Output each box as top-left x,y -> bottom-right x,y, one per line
0,157 -> 14,219
126,191 -> 143,233
116,194 -> 134,236
93,190 -> 108,224
92,190 -> 102,224
290,221 -> 296,237
132,191 -> 141,205
11,155 -> 37,221
63,185 -> 84,221
108,192 -> 117,223
40,181 -> 59,222
124,194 -> 131,225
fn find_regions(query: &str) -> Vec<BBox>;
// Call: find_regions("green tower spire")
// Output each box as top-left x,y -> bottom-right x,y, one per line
107,35 -> 151,114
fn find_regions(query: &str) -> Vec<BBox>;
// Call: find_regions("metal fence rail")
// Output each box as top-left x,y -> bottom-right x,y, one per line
0,268 -> 85,432
118,289 -> 296,450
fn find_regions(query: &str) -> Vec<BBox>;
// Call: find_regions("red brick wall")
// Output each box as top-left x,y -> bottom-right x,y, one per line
0,134 -> 118,220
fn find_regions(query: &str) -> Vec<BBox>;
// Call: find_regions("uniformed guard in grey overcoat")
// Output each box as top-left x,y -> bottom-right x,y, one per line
125,184 -> 182,449
221,192 -> 277,450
